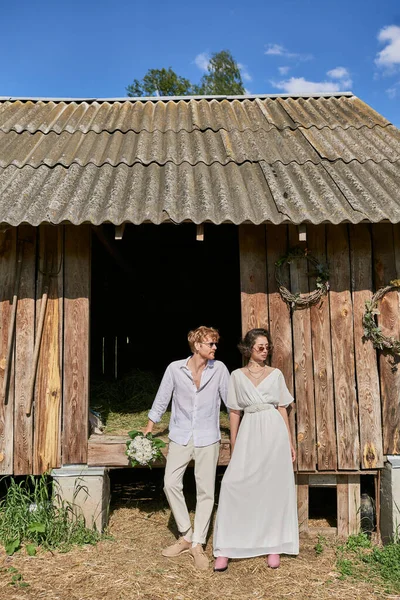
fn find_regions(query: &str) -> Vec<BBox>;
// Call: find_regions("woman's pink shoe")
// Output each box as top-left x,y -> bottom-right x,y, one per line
267,554 -> 280,569
214,556 -> 229,572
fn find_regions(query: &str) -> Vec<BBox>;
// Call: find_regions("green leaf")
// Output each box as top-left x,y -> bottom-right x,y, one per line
19,582 -> 30,588
11,573 -> 22,582
26,544 -> 36,556
28,522 -> 45,533
5,539 -> 20,555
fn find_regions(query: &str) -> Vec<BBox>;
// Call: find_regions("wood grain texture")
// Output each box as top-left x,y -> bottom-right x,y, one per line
239,225 -> 268,336
348,474 -> 361,535
265,225 -> 296,467
372,224 -> 400,455
63,225 -> 91,465
289,226 -> 316,471
0,228 -> 16,474
296,474 -> 309,533
327,225 -> 359,470
307,225 -> 337,471
349,224 -> 383,469
14,226 -> 36,475
337,475 -> 350,537
34,225 -> 63,474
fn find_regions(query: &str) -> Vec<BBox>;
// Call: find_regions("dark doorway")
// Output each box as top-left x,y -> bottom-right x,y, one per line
90,223 -> 242,384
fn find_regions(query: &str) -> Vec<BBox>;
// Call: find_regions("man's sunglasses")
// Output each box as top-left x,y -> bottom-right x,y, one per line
201,342 -> 218,348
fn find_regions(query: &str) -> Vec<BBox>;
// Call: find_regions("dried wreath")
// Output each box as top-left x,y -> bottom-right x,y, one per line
275,247 -> 330,310
363,280 -> 400,355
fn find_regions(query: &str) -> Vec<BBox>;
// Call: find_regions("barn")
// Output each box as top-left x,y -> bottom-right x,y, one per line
0,92 -> 400,537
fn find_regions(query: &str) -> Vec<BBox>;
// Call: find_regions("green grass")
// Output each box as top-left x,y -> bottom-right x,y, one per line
335,532 -> 400,594
91,369 -> 230,436
0,475 -> 103,555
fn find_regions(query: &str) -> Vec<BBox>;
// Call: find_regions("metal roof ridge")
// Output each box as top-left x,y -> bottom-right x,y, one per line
0,92 -> 354,103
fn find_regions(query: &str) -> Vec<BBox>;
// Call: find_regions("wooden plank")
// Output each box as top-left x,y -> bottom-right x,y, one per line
327,224 -> 359,470
296,474 -> 309,533
265,225 -> 296,468
0,228 -> 16,474
88,437 -> 231,468
337,475 -> 349,537
372,224 -> 400,455
348,474 -> 361,535
289,226 -> 316,471
239,225 -> 268,336
349,224 -> 383,469
34,225 -> 63,474
63,225 -> 91,465
13,226 -> 36,475
307,225 -> 337,471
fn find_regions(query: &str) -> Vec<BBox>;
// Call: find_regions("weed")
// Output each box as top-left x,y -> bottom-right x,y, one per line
0,566 -> 29,589
314,533 -> 327,555
344,532 -> 371,552
0,475 -> 103,555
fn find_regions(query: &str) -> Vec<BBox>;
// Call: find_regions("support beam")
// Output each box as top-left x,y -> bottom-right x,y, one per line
196,224 -> 204,242
115,224 -> 125,240
239,225 -> 268,336
298,224 -> 307,242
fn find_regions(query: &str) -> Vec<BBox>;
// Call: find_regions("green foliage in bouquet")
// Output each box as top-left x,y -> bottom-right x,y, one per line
125,430 -> 166,468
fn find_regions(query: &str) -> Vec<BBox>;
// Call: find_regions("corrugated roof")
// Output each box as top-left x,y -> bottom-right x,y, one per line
0,94 -> 399,226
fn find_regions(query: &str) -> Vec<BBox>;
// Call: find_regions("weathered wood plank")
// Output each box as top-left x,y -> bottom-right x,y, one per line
327,224 -> 359,470
239,225 -> 268,336
372,224 -> 400,455
349,224 -> 383,469
337,475 -> 349,537
348,474 -> 361,535
14,226 -> 36,475
307,225 -> 337,471
0,228 -> 16,474
88,438 -> 231,467
289,226 -> 316,471
296,474 -> 309,533
63,225 -> 91,465
34,225 -> 63,474
265,225 -> 296,468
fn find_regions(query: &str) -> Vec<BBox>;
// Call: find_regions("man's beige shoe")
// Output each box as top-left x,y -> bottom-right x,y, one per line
162,537 -> 191,557
189,544 -> 209,570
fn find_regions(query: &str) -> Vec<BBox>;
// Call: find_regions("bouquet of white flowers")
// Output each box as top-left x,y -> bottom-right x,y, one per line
125,430 -> 166,467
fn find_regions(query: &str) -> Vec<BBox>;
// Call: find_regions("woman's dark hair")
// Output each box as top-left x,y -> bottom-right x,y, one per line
238,328 -> 273,358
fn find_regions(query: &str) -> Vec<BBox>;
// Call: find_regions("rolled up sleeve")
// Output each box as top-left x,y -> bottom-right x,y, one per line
148,366 -> 174,423
218,364 -> 230,407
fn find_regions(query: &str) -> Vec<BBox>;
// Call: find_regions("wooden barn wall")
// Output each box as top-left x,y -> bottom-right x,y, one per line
240,223 -> 400,472
0,224 -> 90,476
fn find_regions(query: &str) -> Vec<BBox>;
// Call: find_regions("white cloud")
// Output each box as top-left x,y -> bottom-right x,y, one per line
271,77 -> 341,94
194,52 -> 210,72
238,63 -> 252,82
386,81 -> 400,99
278,66 -> 290,75
375,25 -> 400,69
265,43 -> 313,61
326,66 -> 352,88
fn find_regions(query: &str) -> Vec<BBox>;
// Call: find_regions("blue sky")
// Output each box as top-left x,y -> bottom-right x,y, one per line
1,0 -> 400,126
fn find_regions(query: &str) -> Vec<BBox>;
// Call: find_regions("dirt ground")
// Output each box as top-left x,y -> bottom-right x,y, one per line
0,470 -> 393,600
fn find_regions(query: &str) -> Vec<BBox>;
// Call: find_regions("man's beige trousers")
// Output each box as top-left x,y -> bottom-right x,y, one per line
164,438 -> 220,545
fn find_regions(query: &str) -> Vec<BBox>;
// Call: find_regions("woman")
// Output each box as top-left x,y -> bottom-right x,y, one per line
213,328 -> 298,571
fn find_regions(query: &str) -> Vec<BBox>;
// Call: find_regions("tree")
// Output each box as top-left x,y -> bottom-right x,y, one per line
195,50 -> 245,95
126,50 -> 246,97
126,67 -> 194,97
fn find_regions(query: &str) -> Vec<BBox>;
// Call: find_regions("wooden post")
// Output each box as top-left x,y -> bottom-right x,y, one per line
297,474 -> 309,533
308,225 -> 337,471
239,225 -> 268,336
34,224 -> 63,474
327,224 -> 359,470
265,225 -> 296,468
337,475 -> 350,537
14,225 -> 36,475
0,228 -> 16,474
349,224 -> 383,469
63,225 -> 91,465
289,226 -> 316,471
373,224 -> 400,455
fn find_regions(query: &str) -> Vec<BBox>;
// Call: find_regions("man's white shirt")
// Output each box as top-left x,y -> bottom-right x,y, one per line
148,357 -> 229,447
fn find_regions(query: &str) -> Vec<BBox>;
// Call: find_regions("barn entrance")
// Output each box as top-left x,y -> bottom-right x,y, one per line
90,223 -> 242,435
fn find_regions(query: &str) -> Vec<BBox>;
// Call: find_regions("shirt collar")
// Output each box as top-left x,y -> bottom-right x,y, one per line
180,356 -> 215,370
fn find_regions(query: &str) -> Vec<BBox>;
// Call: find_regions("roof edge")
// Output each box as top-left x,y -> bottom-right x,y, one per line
0,91 -> 354,103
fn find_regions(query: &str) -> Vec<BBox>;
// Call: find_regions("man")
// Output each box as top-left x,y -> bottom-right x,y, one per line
144,326 -> 229,570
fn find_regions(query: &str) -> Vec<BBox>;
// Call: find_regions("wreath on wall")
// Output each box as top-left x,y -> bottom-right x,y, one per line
363,280 -> 400,355
275,247 -> 330,310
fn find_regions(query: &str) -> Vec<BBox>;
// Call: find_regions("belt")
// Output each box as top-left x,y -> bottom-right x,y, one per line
244,403 -> 275,413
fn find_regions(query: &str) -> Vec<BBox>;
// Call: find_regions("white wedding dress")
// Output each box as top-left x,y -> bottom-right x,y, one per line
213,368 -> 299,558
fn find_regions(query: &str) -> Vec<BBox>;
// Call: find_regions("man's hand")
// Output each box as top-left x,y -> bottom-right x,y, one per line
143,420 -> 155,436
